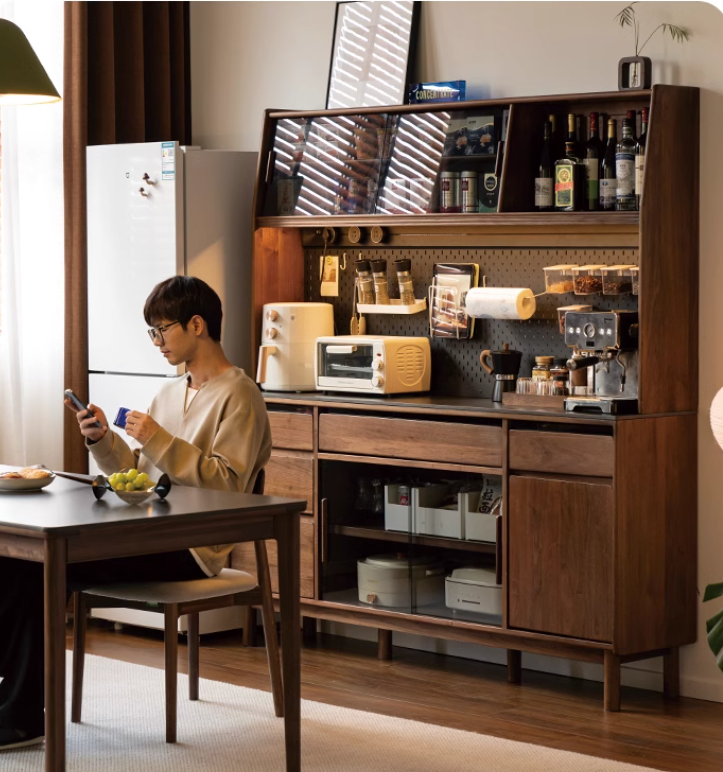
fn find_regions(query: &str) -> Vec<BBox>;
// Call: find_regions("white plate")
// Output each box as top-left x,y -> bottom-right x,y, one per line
0,473 -> 56,492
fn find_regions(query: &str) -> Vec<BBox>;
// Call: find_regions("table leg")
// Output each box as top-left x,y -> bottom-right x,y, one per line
44,539 -> 67,772
276,513 -> 300,772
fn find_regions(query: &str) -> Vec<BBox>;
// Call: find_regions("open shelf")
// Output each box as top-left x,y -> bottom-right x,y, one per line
331,524 -> 496,554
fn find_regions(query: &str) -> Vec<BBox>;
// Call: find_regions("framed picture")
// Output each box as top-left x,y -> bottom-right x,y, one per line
326,1 -> 420,109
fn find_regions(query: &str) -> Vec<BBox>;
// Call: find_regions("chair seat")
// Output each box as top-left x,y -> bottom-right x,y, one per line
83,568 -> 258,604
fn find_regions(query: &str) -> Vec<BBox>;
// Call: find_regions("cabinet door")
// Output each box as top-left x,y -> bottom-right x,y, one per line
508,476 -> 613,642
265,451 -> 314,514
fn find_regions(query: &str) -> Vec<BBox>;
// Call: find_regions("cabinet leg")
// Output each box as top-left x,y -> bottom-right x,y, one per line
507,650 -> 521,684
664,647 -> 680,699
302,616 -> 317,645
378,629 -> 392,660
604,651 -> 621,712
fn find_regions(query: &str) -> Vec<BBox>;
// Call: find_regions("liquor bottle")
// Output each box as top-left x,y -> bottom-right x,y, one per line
584,112 -> 603,211
635,107 -> 649,211
575,114 -> 583,147
535,120 -> 554,211
616,117 -> 637,211
554,123 -> 586,212
548,113 -> 560,161
600,118 -> 617,211
626,110 -> 638,142
565,113 -> 580,158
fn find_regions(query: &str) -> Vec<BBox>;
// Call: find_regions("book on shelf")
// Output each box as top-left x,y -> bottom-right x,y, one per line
430,263 -> 480,339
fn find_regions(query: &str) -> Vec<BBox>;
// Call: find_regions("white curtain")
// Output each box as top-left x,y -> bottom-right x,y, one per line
0,1 -> 64,469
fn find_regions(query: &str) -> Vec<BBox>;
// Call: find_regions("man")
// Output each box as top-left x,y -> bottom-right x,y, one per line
0,276 -> 271,750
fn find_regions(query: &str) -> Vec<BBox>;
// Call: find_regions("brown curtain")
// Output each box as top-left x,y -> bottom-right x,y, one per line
63,2 -> 191,472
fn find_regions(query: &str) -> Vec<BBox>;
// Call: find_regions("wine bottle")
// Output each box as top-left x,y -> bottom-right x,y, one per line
548,113 -> 560,161
565,113 -> 579,158
584,112 -> 603,211
535,120 -> 554,211
626,110 -> 638,142
616,118 -> 637,211
555,124 -> 586,212
600,118 -> 617,211
635,107 -> 648,211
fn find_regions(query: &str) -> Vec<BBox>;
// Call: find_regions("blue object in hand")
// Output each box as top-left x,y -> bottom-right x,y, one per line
113,407 -> 130,429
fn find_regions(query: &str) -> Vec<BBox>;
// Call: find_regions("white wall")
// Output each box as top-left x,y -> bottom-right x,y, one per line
191,1 -> 723,702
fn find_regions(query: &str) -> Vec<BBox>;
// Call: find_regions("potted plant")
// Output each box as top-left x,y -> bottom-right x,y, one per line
616,2 -> 690,90
705,582 -> 723,673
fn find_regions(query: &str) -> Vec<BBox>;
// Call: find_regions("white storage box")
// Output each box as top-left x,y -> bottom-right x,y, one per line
384,484 -> 412,532
464,477 -> 502,543
445,566 -> 502,617
357,554 -> 445,608
414,487 -> 476,540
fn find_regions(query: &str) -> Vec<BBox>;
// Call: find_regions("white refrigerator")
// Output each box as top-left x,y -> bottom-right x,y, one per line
86,141 -> 258,635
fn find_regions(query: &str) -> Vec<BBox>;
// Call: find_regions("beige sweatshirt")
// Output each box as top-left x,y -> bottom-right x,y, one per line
88,367 -> 272,576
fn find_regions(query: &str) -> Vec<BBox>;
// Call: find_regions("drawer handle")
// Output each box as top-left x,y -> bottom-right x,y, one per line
495,514 -> 503,586
321,498 -> 328,564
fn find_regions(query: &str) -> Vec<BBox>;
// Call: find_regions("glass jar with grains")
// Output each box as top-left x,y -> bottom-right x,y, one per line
371,259 -> 390,305
355,259 -> 375,305
394,258 -> 416,305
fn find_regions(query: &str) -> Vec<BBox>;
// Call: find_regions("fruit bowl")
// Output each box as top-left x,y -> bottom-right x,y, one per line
94,469 -> 172,504
113,487 -> 156,505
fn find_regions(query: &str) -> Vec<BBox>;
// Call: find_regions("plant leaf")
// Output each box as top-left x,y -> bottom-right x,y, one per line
707,607 -> 723,635
704,582 -> 723,602
707,610 -> 723,673
616,2 -> 638,28
662,24 -> 691,44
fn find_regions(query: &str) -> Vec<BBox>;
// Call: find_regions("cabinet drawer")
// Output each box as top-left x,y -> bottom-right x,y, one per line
266,451 -> 313,514
230,516 -> 315,599
319,414 -> 502,467
509,430 -> 614,477
268,410 -> 313,451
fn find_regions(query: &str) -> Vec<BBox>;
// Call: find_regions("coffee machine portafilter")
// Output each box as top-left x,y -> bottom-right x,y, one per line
563,310 -> 639,414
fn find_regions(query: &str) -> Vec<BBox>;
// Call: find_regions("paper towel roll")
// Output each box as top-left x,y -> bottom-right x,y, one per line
464,288 -> 536,320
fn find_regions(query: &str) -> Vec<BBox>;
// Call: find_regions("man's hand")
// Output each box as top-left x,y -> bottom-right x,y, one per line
125,411 -> 160,445
64,400 -> 109,443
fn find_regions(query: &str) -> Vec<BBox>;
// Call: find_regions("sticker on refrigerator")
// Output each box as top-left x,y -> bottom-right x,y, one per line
161,142 -> 175,180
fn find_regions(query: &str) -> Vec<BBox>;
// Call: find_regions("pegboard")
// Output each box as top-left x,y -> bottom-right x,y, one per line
305,247 -> 638,398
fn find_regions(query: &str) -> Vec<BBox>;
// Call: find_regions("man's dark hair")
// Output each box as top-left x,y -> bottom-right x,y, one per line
144,276 -> 223,342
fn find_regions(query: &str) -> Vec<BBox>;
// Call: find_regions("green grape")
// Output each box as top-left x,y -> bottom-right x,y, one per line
118,473 -> 128,484
108,474 -> 117,486
133,480 -> 145,491
136,472 -> 149,485
125,482 -> 135,491
114,482 -> 125,491
127,469 -> 139,482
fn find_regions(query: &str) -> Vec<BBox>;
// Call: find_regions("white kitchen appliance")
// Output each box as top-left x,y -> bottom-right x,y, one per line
445,566 -> 502,619
357,554 -> 445,609
256,302 -> 334,391
86,141 -> 257,635
316,335 -> 431,394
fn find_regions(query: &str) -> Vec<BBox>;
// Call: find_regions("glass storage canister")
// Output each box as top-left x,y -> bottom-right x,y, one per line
371,259 -> 390,305
543,264 -> 578,294
630,266 -> 640,296
355,259 -> 375,305
460,171 -> 478,213
550,357 -> 569,395
571,264 -> 605,295
394,258 -> 416,305
601,264 -> 635,295
532,356 -> 554,381
439,171 -> 461,213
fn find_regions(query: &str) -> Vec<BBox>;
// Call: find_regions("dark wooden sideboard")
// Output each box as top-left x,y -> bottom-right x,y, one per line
235,85 -> 699,710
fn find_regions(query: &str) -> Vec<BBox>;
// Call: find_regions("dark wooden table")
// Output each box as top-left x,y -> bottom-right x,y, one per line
0,469 -> 305,772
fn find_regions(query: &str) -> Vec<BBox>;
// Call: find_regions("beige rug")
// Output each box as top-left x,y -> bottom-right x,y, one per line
1,653 -> 662,772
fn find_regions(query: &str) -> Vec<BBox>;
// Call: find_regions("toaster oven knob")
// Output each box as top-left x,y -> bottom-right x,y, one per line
266,327 -> 278,340
371,375 -> 384,388
266,309 -> 279,322
371,359 -> 384,371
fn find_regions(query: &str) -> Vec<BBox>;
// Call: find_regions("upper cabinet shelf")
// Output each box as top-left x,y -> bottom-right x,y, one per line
253,89 -> 655,228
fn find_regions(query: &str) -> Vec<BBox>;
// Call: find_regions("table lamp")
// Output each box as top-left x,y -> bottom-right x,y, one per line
0,18 -> 60,105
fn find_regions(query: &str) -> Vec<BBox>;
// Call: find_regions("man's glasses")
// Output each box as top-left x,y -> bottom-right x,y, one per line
147,321 -> 181,344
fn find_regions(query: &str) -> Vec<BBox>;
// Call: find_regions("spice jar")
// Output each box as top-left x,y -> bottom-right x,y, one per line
532,356 -> 554,381
439,171 -> 461,213
371,259 -> 390,305
550,357 -> 569,395
355,259 -> 375,305
630,266 -> 640,296
601,264 -> 635,295
572,265 -> 605,295
394,258 -> 416,305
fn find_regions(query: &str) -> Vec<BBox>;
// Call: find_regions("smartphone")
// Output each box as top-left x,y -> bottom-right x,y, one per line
64,388 -> 103,429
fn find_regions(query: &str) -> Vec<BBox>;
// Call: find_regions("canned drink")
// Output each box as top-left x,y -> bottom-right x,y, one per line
439,171 -> 460,213
461,171 -> 478,213
398,485 -> 410,506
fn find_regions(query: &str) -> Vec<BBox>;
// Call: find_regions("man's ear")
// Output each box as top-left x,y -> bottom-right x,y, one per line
191,315 -> 205,336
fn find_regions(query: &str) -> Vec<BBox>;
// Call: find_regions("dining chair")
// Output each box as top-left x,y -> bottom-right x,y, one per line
71,469 -> 282,743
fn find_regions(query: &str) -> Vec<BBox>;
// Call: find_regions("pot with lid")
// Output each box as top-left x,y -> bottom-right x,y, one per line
357,553 -> 445,609
479,343 -> 523,402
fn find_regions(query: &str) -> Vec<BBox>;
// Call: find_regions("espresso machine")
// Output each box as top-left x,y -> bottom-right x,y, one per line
563,310 -> 639,414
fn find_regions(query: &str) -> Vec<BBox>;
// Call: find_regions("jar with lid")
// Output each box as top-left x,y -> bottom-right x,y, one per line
371,259 -> 390,305
355,259 -> 375,305
532,356 -> 554,381
550,357 -> 569,395
571,265 -> 605,295
601,264 -> 635,295
460,171 -> 478,213
394,258 -> 416,305
439,171 -> 461,213
630,266 -> 640,296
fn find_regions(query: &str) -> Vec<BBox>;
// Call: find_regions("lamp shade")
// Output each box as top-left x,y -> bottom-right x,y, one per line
0,19 -> 60,105
711,387 -> 723,451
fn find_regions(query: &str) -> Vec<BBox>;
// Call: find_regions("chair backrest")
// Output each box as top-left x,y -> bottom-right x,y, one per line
252,468 -> 265,495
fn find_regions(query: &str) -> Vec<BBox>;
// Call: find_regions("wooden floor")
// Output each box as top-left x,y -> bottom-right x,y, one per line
67,619 -> 722,772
